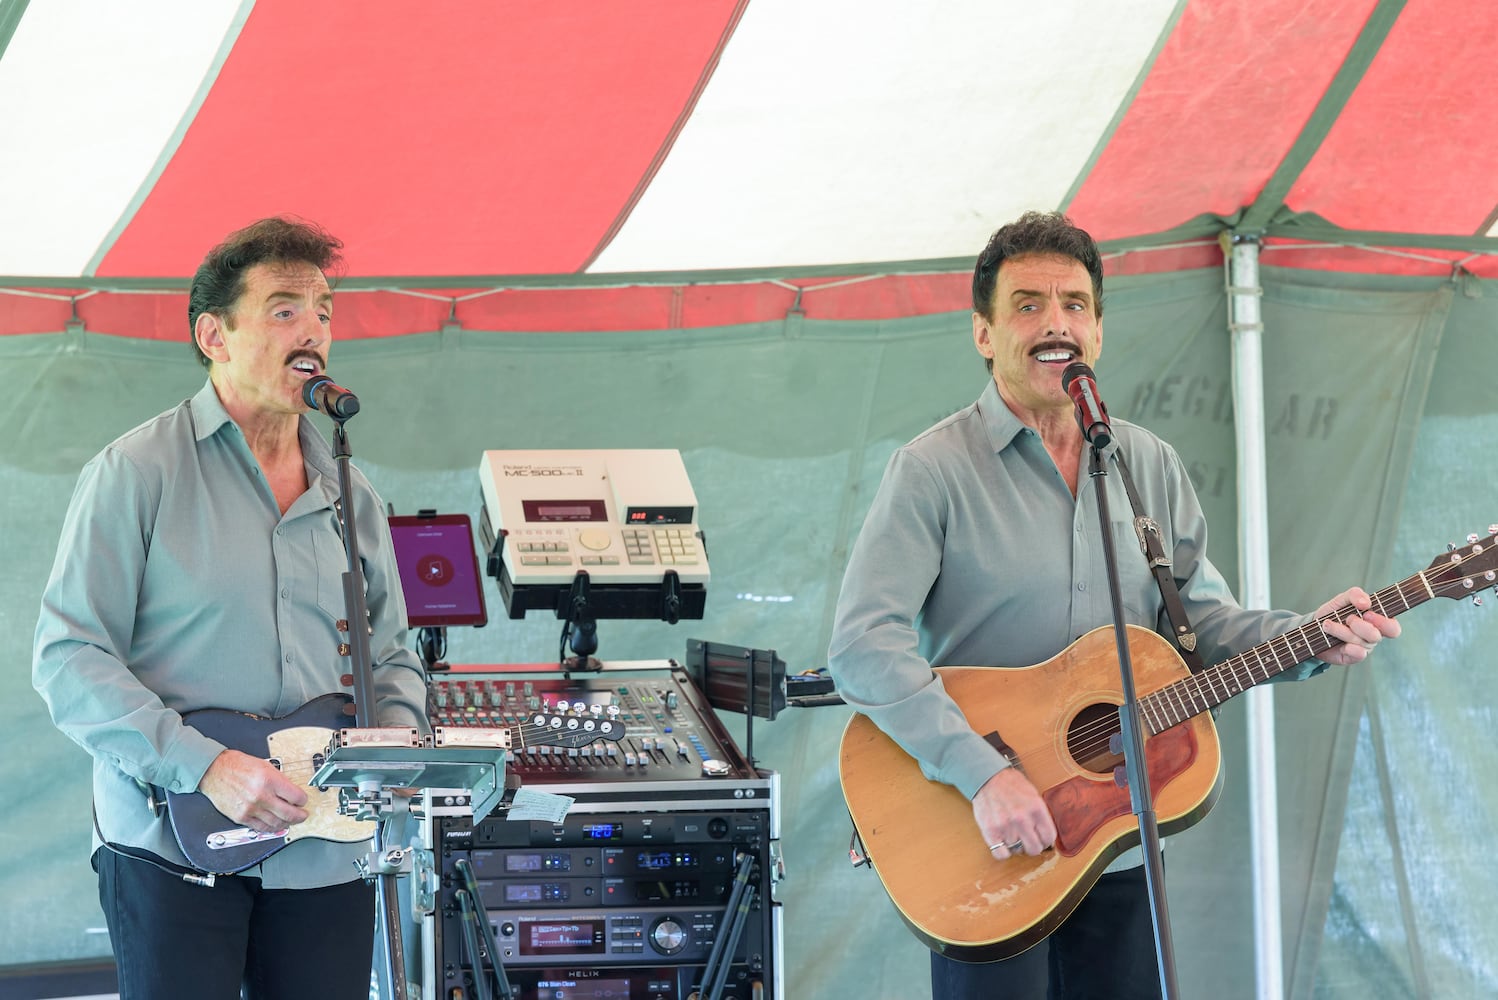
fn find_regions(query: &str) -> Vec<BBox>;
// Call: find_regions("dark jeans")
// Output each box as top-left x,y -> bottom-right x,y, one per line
930,864 -> 1166,1000
95,847 -> 376,1000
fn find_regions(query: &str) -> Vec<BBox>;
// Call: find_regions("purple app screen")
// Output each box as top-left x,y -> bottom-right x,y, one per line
389,519 -> 485,625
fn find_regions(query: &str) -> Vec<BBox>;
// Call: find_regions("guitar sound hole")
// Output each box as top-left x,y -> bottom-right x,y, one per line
1067,703 -> 1124,774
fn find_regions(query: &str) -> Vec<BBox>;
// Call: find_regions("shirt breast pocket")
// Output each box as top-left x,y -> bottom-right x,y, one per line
312,521 -> 352,621
1110,518 -> 1160,626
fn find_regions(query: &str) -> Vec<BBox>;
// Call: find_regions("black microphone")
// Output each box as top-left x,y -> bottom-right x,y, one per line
301,375 -> 361,420
1061,362 -> 1111,449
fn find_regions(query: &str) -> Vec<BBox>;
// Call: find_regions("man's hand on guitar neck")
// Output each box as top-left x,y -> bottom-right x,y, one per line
973,766 -> 1058,859
198,749 -> 310,834
1315,586 -> 1402,667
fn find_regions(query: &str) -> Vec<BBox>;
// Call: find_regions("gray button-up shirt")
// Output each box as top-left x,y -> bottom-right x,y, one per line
829,379 -> 1317,806
34,380 -> 428,887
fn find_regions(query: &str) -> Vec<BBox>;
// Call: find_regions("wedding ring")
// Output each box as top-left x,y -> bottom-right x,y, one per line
988,839 -> 1025,853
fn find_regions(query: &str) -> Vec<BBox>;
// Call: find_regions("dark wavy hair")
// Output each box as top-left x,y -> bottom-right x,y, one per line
187,217 -> 344,368
970,211 -> 1104,372
972,211 -> 1105,317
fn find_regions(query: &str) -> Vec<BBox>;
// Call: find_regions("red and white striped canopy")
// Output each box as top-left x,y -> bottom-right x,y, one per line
3,0 -> 1495,339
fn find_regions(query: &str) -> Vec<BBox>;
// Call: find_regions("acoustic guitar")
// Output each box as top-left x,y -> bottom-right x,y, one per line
167,693 -> 622,874
839,533 -> 1498,962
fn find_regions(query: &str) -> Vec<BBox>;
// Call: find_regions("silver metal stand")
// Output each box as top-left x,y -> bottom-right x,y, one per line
326,416 -> 512,999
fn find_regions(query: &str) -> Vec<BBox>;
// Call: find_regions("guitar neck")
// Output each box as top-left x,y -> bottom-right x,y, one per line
1142,569 -> 1436,735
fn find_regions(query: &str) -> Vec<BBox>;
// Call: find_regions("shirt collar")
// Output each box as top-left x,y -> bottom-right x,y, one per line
974,376 -> 1120,457
976,378 -> 1027,453
188,378 -> 234,441
188,378 -> 339,502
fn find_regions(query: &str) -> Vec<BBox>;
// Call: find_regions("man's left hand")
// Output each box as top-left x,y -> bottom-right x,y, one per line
1316,586 -> 1401,666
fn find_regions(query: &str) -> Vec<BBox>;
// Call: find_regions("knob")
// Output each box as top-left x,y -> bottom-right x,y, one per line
578,527 -> 611,551
650,917 -> 687,955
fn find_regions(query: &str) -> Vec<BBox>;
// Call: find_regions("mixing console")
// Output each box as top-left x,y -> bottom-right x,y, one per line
426,661 -> 757,787
416,661 -> 782,999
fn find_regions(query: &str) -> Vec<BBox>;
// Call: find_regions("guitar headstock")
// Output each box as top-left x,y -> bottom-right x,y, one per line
526,711 -> 626,748
1425,526 -> 1498,604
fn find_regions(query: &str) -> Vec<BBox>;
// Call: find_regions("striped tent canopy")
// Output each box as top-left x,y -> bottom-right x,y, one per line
3,0 -> 1496,341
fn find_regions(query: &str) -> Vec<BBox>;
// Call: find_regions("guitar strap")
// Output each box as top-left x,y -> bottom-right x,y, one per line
1112,449 -> 1207,674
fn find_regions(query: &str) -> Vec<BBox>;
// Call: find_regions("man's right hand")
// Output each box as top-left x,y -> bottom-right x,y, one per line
197,749 -> 310,833
972,766 -> 1057,859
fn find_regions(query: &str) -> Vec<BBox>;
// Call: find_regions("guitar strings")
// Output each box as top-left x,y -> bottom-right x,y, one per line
1049,548 -> 1481,766
242,722 -> 575,780
992,571 -> 1440,772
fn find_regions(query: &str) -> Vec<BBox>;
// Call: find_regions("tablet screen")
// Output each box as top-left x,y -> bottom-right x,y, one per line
387,513 -> 489,628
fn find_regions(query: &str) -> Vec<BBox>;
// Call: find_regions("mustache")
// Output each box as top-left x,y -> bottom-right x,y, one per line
285,348 -> 326,369
1028,340 -> 1079,357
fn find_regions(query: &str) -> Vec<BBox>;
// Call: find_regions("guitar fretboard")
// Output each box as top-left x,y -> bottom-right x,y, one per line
1140,567 -> 1439,735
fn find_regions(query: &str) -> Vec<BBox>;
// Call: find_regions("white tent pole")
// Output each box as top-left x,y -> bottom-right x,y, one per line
1226,234 -> 1283,1000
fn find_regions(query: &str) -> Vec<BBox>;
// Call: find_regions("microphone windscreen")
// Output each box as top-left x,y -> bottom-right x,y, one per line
1061,361 -> 1094,392
301,375 -> 330,408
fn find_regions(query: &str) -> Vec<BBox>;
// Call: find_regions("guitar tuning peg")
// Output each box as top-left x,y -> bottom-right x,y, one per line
1473,596 -> 1484,607
1489,524 -> 1498,534
1448,542 -> 1458,552
1467,533 -> 1481,545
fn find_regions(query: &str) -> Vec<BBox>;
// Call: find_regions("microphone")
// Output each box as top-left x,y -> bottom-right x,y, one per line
301,375 -> 361,420
1061,361 -> 1111,449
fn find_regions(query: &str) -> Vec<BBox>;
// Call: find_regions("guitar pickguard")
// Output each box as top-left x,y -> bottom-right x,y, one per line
264,725 -> 375,845
1043,723 -> 1197,856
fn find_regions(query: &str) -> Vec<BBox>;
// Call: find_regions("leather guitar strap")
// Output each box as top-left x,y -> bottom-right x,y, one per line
1113,449 -> 1207,674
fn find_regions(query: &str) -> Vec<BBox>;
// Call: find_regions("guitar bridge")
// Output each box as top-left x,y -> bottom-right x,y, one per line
206,826 -> 286,850
983,730 -> 1020,769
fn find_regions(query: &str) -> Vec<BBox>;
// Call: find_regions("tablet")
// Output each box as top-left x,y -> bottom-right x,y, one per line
387,512 -> 489,628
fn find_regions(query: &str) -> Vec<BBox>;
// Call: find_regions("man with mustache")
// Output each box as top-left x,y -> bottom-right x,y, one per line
33,217 -> 428,999
828,210 -> 1399,999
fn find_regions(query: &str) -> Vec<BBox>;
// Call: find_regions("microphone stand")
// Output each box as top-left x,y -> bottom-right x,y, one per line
1087,442 -> 1180,1000
329,416 -> 411,1000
